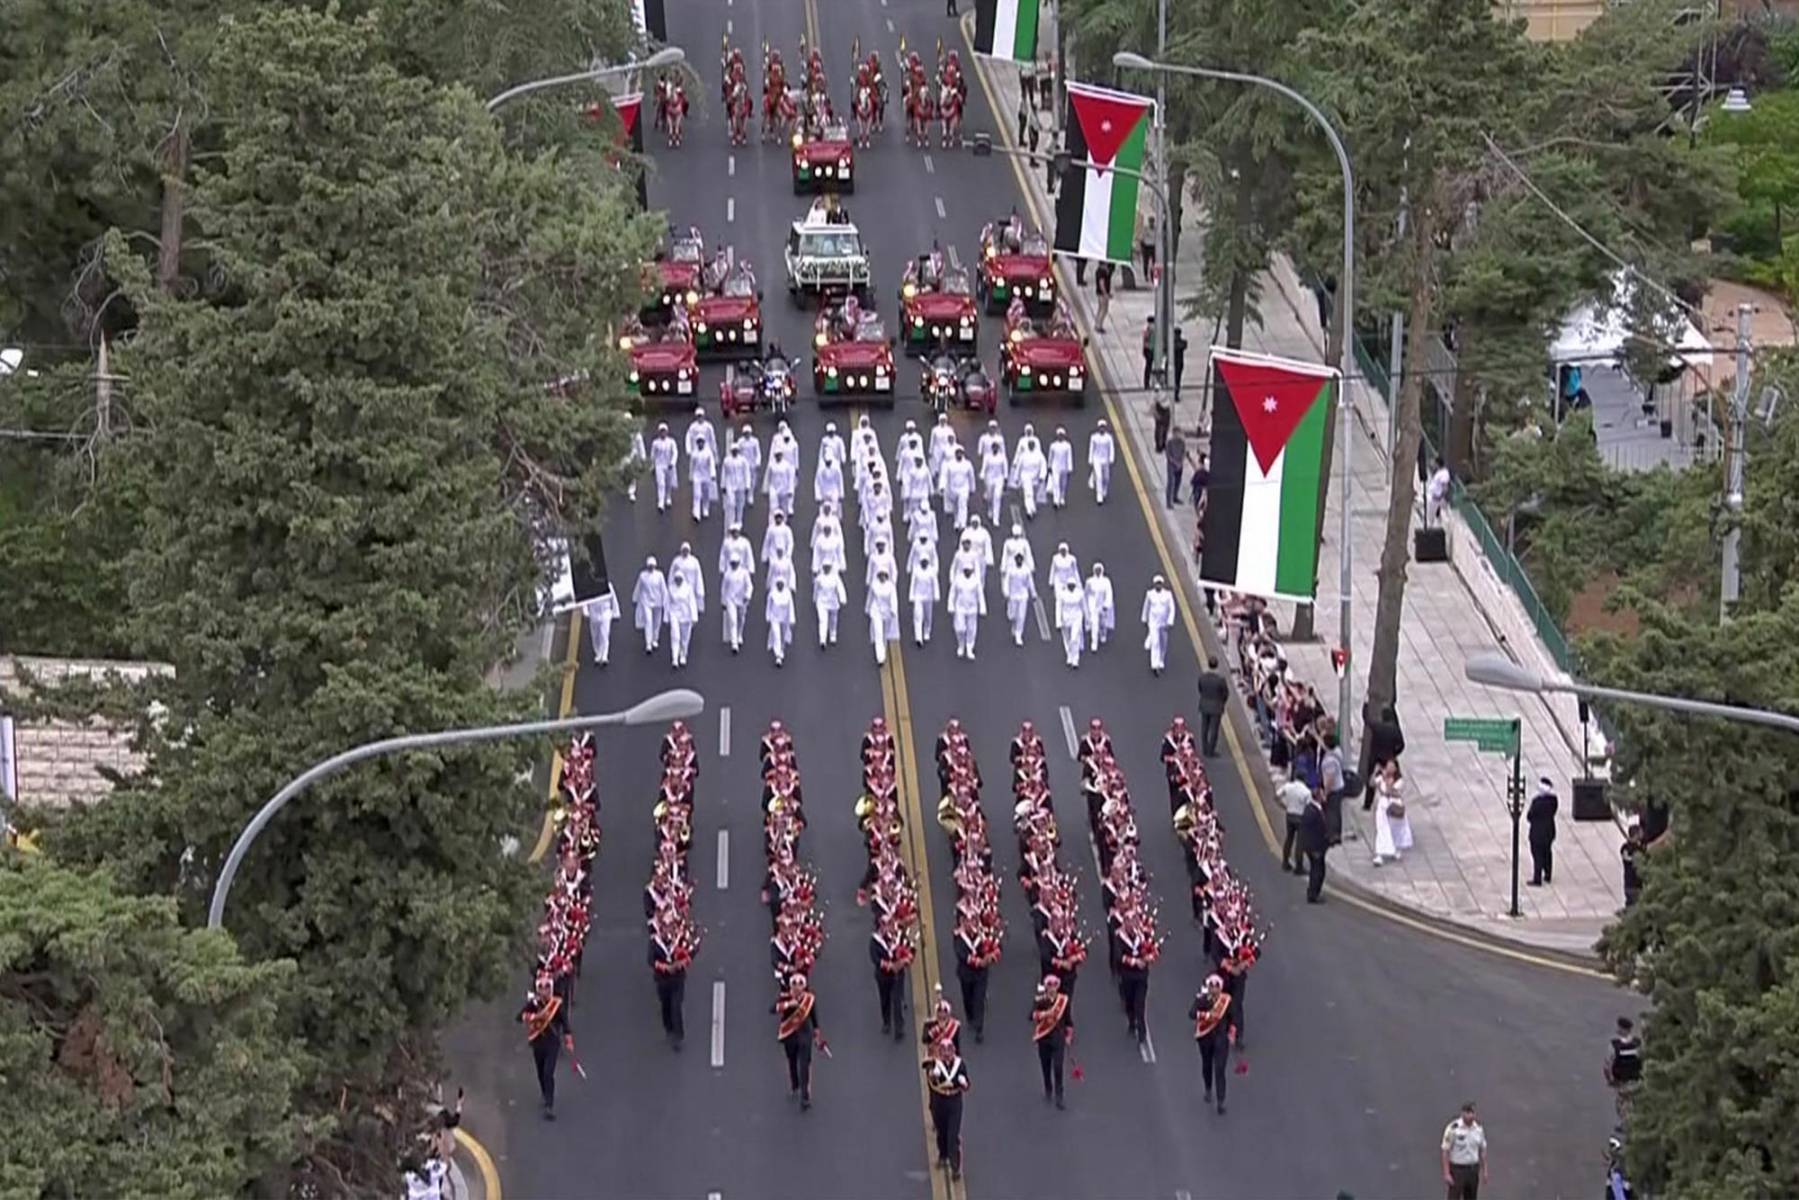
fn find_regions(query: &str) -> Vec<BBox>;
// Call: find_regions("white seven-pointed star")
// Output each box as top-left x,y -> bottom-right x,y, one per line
1100,119 -> 1112,132
1262,395 -> 1279,413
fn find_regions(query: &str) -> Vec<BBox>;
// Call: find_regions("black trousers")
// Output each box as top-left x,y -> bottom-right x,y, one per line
1152,403 -> 1171,451
929,1092 -> 964,1168
1198,1032 -> 1229,1101
1036,1035 -> 1066,1098
1118,974 -> 1148,1038
1282,815 -> 1303,871
1199,711 -> 1222,756
655,971 -> 685,1039
1143,354 -> 1156,394
530,1032 -> 560,1108
1306,849 -> 1327,901
783,1035 -> 813,1101
876,968 -> 905,1036
1447,1161 -> 1481,1199
958,967 -> 988,1035
1530,840 -> 1554,884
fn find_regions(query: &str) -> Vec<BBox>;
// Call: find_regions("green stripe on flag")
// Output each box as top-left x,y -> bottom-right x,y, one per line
1105,115 -> 1149,261
1013,0 -> 1039,62
1273,381 -> 1331,596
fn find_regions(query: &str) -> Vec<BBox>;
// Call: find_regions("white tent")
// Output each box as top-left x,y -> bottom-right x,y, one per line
1549,273 -> 1713,372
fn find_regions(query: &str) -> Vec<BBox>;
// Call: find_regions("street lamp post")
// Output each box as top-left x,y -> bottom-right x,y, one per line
1114,50 -> 1357,743
486,45 -> 686,114
1465,652 -> 1799,735
206,688 -> 706,930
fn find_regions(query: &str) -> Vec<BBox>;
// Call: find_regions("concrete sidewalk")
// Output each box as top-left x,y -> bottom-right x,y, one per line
974,29 -> 1622,957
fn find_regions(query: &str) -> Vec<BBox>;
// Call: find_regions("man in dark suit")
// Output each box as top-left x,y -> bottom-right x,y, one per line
1196,658 -> 1230,756
1300,792 -> 1329,903
1527,777 -> 1558,886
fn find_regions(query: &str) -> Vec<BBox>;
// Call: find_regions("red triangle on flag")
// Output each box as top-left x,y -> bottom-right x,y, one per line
1215,353 -> 1333,476
1067,85 -> 1152,177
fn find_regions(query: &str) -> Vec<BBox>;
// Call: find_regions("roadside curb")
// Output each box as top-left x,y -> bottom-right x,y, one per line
453,1125 -> 501,1200
964,38 -> 1609,976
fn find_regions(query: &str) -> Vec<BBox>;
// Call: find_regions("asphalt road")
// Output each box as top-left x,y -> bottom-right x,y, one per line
445,1 -> 1630,1197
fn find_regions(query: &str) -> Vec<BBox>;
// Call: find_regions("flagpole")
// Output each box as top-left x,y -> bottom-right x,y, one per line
1154,0 -> 1172,406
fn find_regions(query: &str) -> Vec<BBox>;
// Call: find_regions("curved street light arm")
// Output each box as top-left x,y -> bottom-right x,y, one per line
206,689 -> 705,930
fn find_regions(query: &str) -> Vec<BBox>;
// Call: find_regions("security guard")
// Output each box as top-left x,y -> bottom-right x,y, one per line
923,1037 -> 971,1180
1031,974 -> 1074,1109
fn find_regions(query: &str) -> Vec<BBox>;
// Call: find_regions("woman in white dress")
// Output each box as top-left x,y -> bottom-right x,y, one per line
1371,758 -> 1414,865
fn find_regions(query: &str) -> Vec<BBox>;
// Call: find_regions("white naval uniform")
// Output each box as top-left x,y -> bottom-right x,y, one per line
928,422 -> 959,494
764,452 -> 798,518
633,567 -> 668,651
815,456 -> 846,508
948,569 -> 985,658
965,523 -> 996,586
814,567 -> 848,646
766,583 -> 796,664
1047,437 -> 1075,508
626,430 -> 647,502
900,457 -> 933,525
762,521 -> 795,571
940,454 -> 976,528
650,434 -> 679,511
665,577 -> 699,667
867,576 -> 900,664
976,427 -> 1006,465
820,429 -> 848,471
735,431 -> 763,505
771,425 -> 800,477
720,564 -> 754,652
583,586 -> 620,665
866,545 -> 898,593
1088,428 -> 1115,504
1000,534 -> 1036,579
1084,572 -> 1116,650
908,543 -> 941,644
1002,560 -> 1036,646
721,451 -> 753,528
719,532 -> 754,578
1047,551 -> 1080,622
765,550 -> 797,598
1055,580 -> 1086,668
1009,443 -> 1047,518
1141,585 -> 1176,673
688,442 -> 719,521
685,417 -> 718,464
812,525 -> 848,577
979,448 -> 1009,526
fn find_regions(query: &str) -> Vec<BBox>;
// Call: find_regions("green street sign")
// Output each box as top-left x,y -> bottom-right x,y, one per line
1444,715 -> 1520,756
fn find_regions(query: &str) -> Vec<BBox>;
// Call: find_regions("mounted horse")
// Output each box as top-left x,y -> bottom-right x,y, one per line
937,82 -> 964,148
727,77 -> 754,146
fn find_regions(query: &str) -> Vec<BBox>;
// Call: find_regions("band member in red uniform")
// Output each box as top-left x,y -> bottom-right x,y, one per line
920,987 -> 963,1052
1031,973 -> 1074,1109
774,972 -> 825,1109
519,971 -> 572,1120
649,906 -> 695,1049
1189,973 -> 1236,1114
923,1036 -> 971,1180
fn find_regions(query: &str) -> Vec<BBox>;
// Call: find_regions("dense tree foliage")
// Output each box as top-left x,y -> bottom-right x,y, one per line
5,3 -> 654,1190
0,856 -> 307,1198
1592,587 -> 1799,1200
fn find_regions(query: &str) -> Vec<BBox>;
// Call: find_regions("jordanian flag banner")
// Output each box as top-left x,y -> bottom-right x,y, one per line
1053,82 -> 1154,264
973,0 -> 1041,62
1198,348 -> 1338,602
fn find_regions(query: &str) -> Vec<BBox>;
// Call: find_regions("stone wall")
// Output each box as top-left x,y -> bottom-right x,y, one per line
0,656 -> 172,810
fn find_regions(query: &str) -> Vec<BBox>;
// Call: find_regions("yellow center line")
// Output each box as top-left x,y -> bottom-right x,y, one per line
529,609 -> 584,865
881,650 -> 954,1200
959,15 -> 1606,983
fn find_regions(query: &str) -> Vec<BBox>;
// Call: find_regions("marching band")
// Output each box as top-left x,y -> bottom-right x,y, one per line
647,721 -> 702,1049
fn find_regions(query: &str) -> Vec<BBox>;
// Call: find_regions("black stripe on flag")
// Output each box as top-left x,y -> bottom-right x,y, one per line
1051,96 -> 1092,259
1199,358 -> 1247,588
643,0 -> 667,43
570,531 -> 611,600
974,0 -> 999,55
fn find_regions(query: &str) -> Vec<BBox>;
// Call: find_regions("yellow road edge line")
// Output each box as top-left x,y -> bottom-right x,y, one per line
961,24 -> 1606,984
528,609 -> 583,865
882,652 -> 953,1200
454,1126 -> 504,1200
